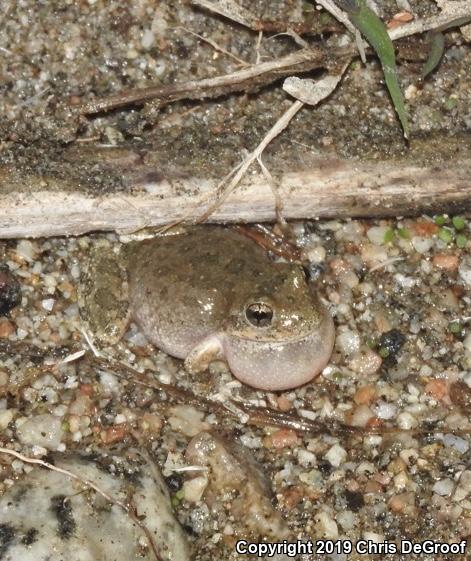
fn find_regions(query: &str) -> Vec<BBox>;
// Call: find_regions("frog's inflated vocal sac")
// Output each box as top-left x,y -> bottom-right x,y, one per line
80,227 -> 335,391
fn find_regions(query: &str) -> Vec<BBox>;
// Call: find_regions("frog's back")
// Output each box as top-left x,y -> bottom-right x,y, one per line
127,227 -> 269,358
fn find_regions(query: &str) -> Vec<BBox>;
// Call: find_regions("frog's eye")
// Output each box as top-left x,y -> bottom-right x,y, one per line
245,302 -> 273,327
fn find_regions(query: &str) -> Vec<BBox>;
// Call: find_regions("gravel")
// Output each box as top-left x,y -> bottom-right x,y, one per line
0,0 -> 470,557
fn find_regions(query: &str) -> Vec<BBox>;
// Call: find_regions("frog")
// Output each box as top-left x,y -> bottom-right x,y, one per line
79,227 -> 335,391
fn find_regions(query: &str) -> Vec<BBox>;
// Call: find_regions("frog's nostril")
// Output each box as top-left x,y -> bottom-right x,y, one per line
245,302 -> 273,327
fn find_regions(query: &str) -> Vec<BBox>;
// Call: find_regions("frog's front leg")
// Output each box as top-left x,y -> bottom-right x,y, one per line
78,240 -> 131,347
184,333 -> 225,374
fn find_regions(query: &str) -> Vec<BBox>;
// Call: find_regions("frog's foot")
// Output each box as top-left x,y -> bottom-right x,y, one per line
184,333 -> 225,374
79,240 -> 131,347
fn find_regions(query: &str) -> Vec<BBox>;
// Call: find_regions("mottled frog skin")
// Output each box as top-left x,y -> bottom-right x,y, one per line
80,227 -> 335,391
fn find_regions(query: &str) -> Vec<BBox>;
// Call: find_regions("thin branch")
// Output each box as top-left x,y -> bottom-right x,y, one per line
0,447 -> 163,561
389,1 -> 471,39
87,355 -> 471,439
197,99 -> 304,222
73,47 -> 339,115
73,4 -> 470,116
314,0 -> 357,34
88,355 -> 362,436
198,63 -> 349,221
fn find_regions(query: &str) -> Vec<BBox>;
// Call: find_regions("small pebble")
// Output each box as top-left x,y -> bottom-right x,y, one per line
348,349 -> 382,375
265,428 -> 299,449
325,444 -> 347,467
354,385 -> 377,406
315,511 -> 338,539
16,414 -> 64,450
411,236 -> 433,254
0,319 -> 15,338
367,226 -> 390,245
336,330 -> 361,356
183,476 -> 208,503
433,478 -> 454,496
432,253 -> 459,271
453,471 -> 471,502
458,256 -> 471,286
0,409 -> 14,430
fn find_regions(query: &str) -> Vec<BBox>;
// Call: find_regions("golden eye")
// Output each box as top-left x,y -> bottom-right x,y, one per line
245,302 -> 273,327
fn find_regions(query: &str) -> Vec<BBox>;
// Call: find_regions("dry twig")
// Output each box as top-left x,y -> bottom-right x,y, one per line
197,99 -> 304,222
87,355 -> 471,439
74,47 -> 343,114
73,4 -> 470,116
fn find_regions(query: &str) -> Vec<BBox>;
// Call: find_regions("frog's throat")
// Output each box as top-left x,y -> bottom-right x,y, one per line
184,333 -> 225,374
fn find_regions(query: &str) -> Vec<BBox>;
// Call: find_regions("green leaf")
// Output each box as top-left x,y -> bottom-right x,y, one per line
421,32 -> 445,80
347,0 -> 409,138
434,214 -> 447,226
397,227 -> 410,239
452,216 -> 466,230
438,227 -> 454,244
456,234 -> 468,249
384,228 -> 394,243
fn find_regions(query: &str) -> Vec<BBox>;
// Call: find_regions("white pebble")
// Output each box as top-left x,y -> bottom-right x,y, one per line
306,245 -> 326,263
397,412 -> 418,430
41,298 -> 55,311
315,511 -> 338,539
459,256 -> 471,286
16,414 -> 64,450
336,510 -> 356,531
350,405 -> 374,427
141,29 -> 155,49
99,371 -> 120,395
411,236 -> 433,254
297,449 -> 316,467
374,401 -> 397,420
363,532 -> 384,543
394,273 -> 417,289
453,471 -> 471,502
325,444 -> 347,467
463,333 -> 471,352
15,240 -> 38,262
433,478 -> 454,496
16,328 -> 28,339
443,434 -> 469,454
367,226 -> 389,245
0,409 -> 14,430
239,434 -> 262,449
336,330 -> 360,356
168,405 -> 208,437
183,475 -> 208,502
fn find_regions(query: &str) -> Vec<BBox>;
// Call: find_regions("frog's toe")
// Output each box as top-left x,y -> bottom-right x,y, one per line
184,333 -> 225,374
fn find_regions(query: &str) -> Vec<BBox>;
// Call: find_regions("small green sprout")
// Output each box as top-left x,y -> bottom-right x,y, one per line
434,215 -> 447,226
378,347 -> 390,359
452,216 -> 466,230
449,321 -> 462,334
456,234 -> 468,249
397,227 -> 410,239
438,228 -> 454,244
384,228 -> 395,243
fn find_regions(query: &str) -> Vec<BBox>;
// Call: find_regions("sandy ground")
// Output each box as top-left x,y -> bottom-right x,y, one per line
0,1 -> 470,560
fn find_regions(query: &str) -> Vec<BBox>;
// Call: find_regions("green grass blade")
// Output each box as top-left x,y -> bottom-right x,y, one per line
347,0 -> 410,139
421,32 -> 445,79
